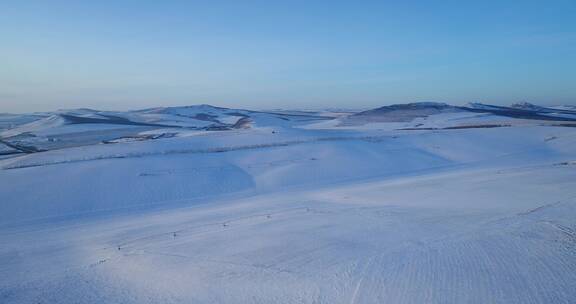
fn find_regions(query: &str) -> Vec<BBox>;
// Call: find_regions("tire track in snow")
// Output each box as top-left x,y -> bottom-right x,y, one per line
349,255 -> 376,304
114,207 -> 315,251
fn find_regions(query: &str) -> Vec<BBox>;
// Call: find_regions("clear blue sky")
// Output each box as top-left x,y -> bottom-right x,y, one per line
1,0 -> 575,112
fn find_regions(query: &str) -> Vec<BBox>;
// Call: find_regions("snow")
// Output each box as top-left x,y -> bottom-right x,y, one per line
0,142 -> 20,155
0,115 -> 67,138
1,102 -> 576,303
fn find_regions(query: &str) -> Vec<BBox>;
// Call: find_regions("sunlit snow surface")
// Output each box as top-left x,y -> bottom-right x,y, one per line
1,103 -> 576,303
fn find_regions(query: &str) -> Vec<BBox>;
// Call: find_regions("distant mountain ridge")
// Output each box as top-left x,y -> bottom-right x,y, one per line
1,101 -> 575,155
346,101 -> 576,124
348,102 -> 460,123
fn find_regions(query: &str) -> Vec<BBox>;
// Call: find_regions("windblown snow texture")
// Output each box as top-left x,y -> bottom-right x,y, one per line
1,102 -> 576,303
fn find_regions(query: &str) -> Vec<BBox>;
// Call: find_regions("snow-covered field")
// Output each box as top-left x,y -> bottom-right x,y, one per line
1,102 -> 576,303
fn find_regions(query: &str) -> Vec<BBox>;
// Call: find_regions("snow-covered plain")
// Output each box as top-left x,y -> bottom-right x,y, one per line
1,102 -> 576,303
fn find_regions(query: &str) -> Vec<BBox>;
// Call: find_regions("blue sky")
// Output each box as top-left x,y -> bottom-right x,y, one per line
1,0 -> 575,112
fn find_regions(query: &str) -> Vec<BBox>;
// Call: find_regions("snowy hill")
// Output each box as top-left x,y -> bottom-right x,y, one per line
0,105 -> 332,153
1,101 -> 576,303
463,102 -> 576,121
331,101 -> 576,130
345,102 -> 461,123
